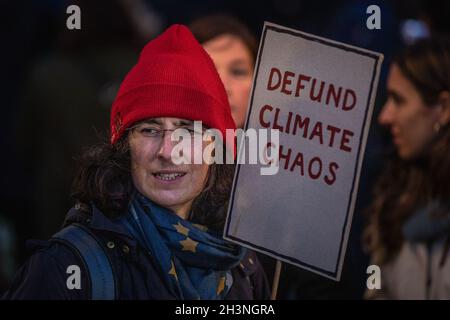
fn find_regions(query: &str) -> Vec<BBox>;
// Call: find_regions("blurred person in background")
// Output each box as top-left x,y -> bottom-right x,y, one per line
189,14 -> 257,129
364,36 -> 450,299
2,25 -> 269,300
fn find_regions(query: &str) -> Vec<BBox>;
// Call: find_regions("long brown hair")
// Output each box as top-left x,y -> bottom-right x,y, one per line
364,37 -> 450,265
71,132 -> 235,231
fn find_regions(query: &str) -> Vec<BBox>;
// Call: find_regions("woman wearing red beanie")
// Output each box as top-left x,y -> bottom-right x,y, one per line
3,25 -> 269,300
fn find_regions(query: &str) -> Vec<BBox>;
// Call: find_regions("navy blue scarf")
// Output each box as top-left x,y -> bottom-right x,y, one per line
119,192 -> 246,299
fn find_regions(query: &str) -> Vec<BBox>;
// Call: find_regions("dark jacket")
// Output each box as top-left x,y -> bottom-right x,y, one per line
2,205 -> 270,300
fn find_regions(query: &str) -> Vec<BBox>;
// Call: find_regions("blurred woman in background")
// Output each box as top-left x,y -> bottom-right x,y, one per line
364,37 -> 450,299
189,14 -> 257,129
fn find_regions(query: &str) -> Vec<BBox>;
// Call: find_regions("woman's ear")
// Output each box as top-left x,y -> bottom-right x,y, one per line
437,91 -> 450,125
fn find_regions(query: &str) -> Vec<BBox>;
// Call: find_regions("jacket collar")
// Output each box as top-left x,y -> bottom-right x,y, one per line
403,199 -> 450,243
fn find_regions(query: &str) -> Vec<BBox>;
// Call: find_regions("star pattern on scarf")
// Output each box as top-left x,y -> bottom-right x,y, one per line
192,223 -> 208,232
168,260 -> 178,281
173,222 -> 190,236
216,276 -> 226,296
180,237 -> 199,253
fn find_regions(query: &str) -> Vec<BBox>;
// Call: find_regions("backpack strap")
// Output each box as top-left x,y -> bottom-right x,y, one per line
52,224 -> 117,300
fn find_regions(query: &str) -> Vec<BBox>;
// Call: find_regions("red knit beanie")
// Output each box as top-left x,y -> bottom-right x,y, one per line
110,24 -> 236,148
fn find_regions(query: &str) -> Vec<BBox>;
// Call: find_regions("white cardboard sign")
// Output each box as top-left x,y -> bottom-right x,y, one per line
224,22 -> 383,280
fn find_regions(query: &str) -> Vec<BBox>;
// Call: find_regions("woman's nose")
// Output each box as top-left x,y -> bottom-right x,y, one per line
378,101 -> 395,127
156,131 -> 176,161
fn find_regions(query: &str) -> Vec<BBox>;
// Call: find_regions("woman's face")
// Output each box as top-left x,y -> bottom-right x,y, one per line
128,117 -> 210,218
203,34 -> 254,128
379,64 -> 442,160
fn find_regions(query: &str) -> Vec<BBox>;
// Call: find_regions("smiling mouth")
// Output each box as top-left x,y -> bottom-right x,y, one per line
152,172 -> 187,181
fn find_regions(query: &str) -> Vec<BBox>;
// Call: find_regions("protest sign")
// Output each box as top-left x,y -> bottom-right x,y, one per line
224,22 -> 383,280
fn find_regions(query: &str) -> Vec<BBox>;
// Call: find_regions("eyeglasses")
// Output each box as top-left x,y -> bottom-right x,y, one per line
128,123 -> 207,140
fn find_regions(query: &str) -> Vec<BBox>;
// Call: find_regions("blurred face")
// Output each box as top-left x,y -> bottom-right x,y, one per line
379,64 -> 442,160
128,117 -> 210,219
203,34 -> 254,128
